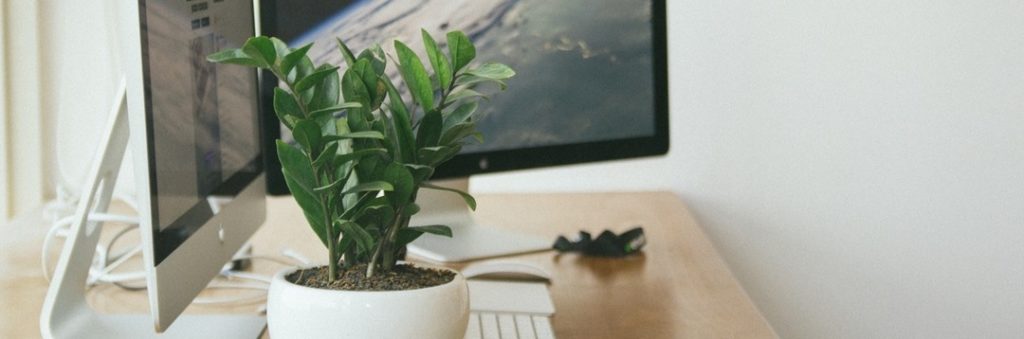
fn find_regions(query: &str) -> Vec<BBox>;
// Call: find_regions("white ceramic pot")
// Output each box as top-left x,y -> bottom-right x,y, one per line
266,265 -> 469,339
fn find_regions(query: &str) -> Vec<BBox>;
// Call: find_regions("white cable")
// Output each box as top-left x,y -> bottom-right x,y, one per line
40,198 -> 140,282
281,249 -> 312,266
89,245 -> 144,285
42,214 -> 140,282
41,192 -> 306,308
221,270 -> 273,284
233,254 -> 304,267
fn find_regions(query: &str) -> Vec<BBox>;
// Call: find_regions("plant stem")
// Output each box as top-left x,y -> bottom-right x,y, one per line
311,158 -> 338,282
436,74 -> 459,111
321,194 -> 337,281
366,205 -> 405,278
278,66 -> 338,280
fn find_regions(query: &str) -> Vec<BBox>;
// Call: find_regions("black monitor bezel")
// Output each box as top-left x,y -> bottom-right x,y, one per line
259,0 -> 669,194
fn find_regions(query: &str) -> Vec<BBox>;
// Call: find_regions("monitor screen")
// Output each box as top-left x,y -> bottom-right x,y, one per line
140,0 -> 263,264
260,0 -> 668,193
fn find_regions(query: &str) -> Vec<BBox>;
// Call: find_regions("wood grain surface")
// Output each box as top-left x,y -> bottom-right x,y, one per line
1,192 -> 776,338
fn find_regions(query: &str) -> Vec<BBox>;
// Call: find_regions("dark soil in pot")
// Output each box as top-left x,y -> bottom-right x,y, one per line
286,264 -> 455,291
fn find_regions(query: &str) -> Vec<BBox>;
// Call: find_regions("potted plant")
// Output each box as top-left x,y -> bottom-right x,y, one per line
208,30 -> 514,338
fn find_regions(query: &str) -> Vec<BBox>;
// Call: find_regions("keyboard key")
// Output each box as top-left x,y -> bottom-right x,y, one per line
465,313 -> 482,339
498,314 -> 518,338
533,316 -> 555,339
515,315 -> 537,339
481,313 -> 500,339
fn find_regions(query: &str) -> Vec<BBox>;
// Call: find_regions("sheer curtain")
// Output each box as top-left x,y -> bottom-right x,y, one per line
1,1 -> 46,222
0,1 -> 8,221
0,2 -> 124,222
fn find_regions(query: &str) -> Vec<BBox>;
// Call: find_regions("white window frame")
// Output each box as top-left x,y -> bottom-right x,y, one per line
1,1 -> 45,221
1,2 -> 9,221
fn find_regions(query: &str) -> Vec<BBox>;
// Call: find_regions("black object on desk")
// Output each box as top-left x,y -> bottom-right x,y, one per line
553,227 -> 646,257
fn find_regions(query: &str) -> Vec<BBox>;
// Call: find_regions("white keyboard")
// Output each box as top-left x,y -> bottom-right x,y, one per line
466,312 -> 554,339
465,280 -> 556,339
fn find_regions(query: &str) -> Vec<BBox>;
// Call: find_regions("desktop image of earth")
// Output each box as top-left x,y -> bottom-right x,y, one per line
284,0 -> 656,153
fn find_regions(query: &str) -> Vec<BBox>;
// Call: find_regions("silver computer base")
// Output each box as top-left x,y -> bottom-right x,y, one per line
39,80 -> 265,338
407,178 -> 552,263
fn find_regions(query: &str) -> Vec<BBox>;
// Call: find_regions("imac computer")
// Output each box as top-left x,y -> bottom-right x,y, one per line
258,0 -> 670,261
41,0 -> 266,337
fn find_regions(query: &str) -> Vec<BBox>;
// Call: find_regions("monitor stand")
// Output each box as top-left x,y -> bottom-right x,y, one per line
407,178 -> 552,263
40,80 -> 265,338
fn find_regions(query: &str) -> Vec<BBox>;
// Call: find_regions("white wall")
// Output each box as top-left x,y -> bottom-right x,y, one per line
473,0 -> 1024,338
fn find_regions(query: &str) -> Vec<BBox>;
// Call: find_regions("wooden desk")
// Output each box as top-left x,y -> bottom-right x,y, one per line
1,192 -> 776,338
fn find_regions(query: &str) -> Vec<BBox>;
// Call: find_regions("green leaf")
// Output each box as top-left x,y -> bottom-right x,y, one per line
322,131 -> 386,143
417,110 -> 443,149
351,59 -> 384,110
277,141 -> 328,246
331,148 -> 387,168
312,142 -> 339,168
382,77 -> 417,164
421,182 -> 477,210
357,44 -> 387,76
287,55 -> 315,85
422,29 -> 453,90
446,31 -> 476,73
404,163 -> 434,184
379,100 -> 399,158
409,225 -> 454,237
281,43 -> 313,75
444,87 -> 484,105
418,145 -> 460,166
309,67 -> 341,113
443,102 -> 478,130
338,221 -> 374,253
292,120 -> 322,155
440,122 -> 477,146
341,68 -> 372,131
340,181 -> 394,195
271,37 -> 290,58
340,192 -> 384,221
371,119 -> 391,151
335,118 -> 354,152
314,176 -> 348,192
396,228 -> 424,246
295,65 -> 340,92
394,40 -> 435,111
381,162 -> 414,207
276,141 -> 316,194
355,203 -> 394,227
465,63 -> 515,80
273,88 -> 303,120
308,102 -> 363,120
206,49 -> 262,67
241,36 -> 277,68
396,225 -> 452,248
455,74 -> 508,90
336,38 -> 357,68
403,203 -> 421,216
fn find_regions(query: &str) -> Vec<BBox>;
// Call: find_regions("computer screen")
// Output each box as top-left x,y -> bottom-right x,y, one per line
130,0 -> 267,331
260,0 -> 669,194
140,0 -> 263,265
